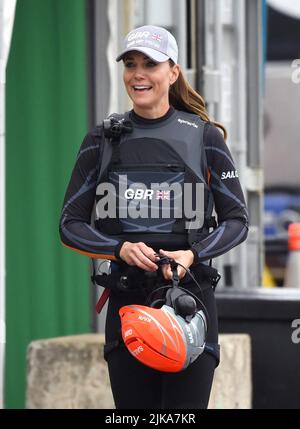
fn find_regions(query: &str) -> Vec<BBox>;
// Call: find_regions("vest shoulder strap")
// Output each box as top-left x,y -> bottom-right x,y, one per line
93,113 -> 127,184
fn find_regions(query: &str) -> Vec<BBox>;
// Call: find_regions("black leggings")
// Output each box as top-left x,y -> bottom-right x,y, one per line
104,276 -> 219,409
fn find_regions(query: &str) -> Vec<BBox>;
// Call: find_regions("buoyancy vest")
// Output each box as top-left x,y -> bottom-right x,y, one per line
93,109 -> 216,250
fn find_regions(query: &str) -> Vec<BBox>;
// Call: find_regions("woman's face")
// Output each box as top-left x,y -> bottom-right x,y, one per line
123,51 -> 179,118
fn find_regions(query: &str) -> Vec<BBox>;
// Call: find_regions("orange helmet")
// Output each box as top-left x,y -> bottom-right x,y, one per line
119,302 -> 207,372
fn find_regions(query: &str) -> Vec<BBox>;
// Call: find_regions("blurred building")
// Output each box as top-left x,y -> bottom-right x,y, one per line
264,1 -> 300,285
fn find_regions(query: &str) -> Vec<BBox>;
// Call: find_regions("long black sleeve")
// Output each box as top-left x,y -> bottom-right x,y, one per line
59,132 -> 121,259
191,124 -> 249,263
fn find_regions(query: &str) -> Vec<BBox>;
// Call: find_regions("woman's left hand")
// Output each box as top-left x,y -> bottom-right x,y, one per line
158,249 -> 194,281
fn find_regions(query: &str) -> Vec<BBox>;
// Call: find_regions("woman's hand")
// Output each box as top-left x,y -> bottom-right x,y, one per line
119,241 -> 159,272
159,249 -> 194,281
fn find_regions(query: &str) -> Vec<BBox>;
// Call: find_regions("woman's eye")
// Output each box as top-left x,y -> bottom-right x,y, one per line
146,61 -> 157,67
124,61 -> 135,68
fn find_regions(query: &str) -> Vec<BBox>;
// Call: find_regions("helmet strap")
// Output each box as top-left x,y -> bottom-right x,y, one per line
171,263 -> 180,288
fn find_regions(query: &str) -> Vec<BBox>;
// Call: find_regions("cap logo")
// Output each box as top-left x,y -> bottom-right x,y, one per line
151,33 -> 162,42
128,31 -> 151,42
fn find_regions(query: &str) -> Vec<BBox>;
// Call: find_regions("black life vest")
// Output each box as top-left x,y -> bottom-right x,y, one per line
93,110 -> 216,250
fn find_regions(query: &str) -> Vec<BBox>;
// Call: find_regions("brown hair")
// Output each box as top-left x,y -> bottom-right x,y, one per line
169,63 -> 227,140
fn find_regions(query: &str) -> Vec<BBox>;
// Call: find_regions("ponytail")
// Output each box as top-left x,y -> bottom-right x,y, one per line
169,64 -> 227,140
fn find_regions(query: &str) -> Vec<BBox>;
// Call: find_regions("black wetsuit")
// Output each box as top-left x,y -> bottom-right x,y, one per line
59,107 -> 248,409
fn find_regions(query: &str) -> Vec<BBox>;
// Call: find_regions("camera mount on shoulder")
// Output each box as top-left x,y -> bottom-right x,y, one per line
103,114 -> 133,139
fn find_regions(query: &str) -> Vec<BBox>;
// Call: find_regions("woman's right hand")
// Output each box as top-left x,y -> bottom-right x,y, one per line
119,241 -> 159,272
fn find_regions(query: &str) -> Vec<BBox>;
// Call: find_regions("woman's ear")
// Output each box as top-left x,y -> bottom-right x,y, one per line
170,64 -> 180,86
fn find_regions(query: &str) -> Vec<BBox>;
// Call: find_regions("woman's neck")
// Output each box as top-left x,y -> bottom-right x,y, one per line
132,104 -> 171,120
130,106 -> 174,124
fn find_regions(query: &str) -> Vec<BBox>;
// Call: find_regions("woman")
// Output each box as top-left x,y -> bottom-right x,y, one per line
59,25 -> 248,409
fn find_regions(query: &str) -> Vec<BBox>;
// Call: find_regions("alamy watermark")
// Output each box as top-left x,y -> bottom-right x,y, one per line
291,60 -> 300,84
95,176 -> 205,229
291,319 -> 300,344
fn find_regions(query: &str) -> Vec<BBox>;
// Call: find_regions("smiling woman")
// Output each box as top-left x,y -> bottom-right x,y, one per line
59,24 -> 248,409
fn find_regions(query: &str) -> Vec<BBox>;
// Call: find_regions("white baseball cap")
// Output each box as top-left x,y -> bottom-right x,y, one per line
116,25 -> 178,64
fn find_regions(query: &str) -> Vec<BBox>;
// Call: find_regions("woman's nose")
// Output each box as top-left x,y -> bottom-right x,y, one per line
133,73 -> 144,81
132,66 -> 146,80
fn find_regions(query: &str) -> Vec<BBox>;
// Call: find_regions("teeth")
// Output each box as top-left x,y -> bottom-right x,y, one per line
134,86 -> 151,90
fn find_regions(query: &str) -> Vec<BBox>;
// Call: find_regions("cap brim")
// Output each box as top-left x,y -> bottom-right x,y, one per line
116,47 -> 170,63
